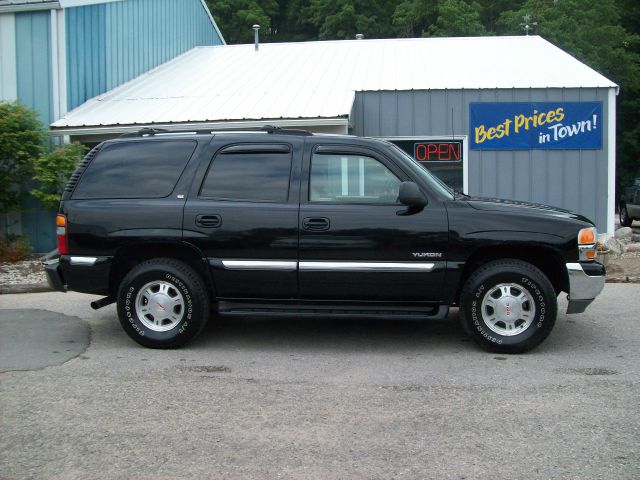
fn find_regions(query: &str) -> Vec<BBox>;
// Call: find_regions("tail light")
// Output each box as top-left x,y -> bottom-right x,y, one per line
56,214 -> 68,254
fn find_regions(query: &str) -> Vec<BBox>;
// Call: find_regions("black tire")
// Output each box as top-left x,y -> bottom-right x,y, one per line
116,258 -> 210,348
459,259 -> 557,354
620,205 -> 632,227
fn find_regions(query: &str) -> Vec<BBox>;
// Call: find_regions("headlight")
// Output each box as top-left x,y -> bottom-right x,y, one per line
578,227 -> 597,260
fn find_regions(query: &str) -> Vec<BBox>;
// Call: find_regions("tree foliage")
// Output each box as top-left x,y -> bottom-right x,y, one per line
427,0 -> 486,37
0,102 -> 46,214
31,143 -> 87,210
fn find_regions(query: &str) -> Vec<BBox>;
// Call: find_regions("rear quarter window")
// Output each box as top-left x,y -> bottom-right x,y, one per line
72,140 -> 196,199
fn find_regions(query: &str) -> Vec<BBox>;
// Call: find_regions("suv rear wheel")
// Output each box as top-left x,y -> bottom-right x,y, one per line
459,259 -> 557,353
116,258 -> 210,348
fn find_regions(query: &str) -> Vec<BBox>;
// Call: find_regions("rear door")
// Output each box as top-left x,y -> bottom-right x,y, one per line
183,136 -> 302,299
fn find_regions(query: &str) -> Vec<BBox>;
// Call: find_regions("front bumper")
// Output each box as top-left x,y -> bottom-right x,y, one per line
566,262 -> 605,314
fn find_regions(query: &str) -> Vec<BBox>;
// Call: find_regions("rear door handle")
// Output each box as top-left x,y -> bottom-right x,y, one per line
302,217 -> 330,231
195,214 -> 221,228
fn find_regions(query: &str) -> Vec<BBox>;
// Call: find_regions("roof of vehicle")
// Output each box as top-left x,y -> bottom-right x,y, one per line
51,36 -> 617,134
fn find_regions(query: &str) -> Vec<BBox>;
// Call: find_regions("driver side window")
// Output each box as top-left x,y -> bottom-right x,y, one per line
310,153 -> 401,204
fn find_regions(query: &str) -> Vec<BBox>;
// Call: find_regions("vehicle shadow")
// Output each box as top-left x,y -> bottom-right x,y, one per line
191,308 -> 475,353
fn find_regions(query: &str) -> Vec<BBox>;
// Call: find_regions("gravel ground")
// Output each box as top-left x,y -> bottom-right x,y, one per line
0,257 -> 48,293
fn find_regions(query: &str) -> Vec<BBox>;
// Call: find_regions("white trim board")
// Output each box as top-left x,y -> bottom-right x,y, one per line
606,88 -> 617,237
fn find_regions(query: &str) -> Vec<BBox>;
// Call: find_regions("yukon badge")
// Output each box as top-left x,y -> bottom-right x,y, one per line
412,252 -> 443,258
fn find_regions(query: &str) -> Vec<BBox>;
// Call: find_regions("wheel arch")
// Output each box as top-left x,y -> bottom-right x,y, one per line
109,242 -> 215,298
454,246 -> 568,304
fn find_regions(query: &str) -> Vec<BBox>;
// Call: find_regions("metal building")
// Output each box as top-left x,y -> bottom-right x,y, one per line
0,0 -> 224,251
50,36 -> 618,238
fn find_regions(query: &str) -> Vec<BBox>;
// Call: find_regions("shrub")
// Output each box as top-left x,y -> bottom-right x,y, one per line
0,235 -> 31,262
31,142 -> 87,210
0,102 -> 46,214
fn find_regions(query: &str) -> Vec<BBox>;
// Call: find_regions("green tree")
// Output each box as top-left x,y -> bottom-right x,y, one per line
30,143 -> 87,210
0,102 -> 46,215
391,0 -> 438,37
427,0 -> 486,37
301,0 -> 393,40
207,0 -> 279,43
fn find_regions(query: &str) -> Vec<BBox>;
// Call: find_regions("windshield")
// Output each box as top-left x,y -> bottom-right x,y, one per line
387,144 -> 455,200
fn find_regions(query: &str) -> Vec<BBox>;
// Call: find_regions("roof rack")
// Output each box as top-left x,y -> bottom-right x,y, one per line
119,125 -> 313,138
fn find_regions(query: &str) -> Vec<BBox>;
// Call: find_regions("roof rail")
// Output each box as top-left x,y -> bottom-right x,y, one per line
119,125 -> 313,138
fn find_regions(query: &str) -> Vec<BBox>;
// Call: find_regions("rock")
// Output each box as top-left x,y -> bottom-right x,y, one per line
626,243 -> 640,253
614,227 -> 634,243
632,234 -> 640,243
605,237 -> 625,255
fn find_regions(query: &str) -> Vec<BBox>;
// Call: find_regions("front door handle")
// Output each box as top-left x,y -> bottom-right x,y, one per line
195,214 -> 221,228
302,217 -> 330,231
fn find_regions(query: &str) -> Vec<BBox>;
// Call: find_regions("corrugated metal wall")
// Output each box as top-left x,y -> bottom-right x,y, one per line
352,88 -> 610,233
66,0 -> 223,111
15,10 -> 52,124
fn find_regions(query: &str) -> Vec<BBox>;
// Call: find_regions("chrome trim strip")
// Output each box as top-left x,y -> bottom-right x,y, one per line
221,260 -> 297,271
69,256 -> 98,266
299,261 -> 435,272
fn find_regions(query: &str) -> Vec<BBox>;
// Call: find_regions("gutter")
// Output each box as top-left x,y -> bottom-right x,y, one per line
49,117 -> 350,136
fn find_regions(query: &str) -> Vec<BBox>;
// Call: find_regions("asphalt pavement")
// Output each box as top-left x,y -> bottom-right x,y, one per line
0,286 -> 639,479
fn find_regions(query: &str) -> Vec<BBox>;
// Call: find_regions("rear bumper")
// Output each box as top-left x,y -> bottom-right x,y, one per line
53,255 -> 113,296
43,258 -> 66,292
566,262 -> 605,314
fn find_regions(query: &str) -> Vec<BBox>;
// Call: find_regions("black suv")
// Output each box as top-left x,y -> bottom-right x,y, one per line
44,127 -> 605,353
619,178 -> 640,227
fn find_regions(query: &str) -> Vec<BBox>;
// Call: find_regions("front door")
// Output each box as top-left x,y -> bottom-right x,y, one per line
298,143 -> 449,302
183,138 -> 302,299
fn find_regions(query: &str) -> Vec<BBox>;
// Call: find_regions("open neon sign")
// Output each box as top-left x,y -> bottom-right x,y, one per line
414,141 -> 462,162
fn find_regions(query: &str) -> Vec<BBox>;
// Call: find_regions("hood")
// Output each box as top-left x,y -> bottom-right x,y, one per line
465,196 -> 594,225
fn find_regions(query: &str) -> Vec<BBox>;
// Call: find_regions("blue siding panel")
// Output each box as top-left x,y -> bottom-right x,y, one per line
66,0 -> 223,111
15,11 -> 52,124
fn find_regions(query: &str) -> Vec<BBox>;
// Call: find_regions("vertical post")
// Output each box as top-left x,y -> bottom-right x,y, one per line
253,24 -> 260,51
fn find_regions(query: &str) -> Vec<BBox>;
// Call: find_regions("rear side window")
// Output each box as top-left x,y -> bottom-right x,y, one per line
72,140 -> 196,199
200,145 -> 292,202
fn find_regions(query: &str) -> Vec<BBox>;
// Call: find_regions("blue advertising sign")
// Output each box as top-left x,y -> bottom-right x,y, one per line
469,102 -> 603,150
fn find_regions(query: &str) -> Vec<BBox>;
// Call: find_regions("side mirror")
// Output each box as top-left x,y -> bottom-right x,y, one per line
398,181 -> 427,209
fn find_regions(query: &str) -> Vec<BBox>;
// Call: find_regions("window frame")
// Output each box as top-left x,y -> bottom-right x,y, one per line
72,139 -> 197,200
198,142 -> 295,204
307,146 -> 406,206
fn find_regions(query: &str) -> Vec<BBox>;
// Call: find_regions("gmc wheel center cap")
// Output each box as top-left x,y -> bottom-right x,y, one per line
498,296 -> 521,322
149,293 -> 171,317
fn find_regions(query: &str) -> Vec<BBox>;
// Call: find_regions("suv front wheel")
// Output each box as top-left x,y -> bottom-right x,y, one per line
459,259 -> 557,353
116,258 -> 210,348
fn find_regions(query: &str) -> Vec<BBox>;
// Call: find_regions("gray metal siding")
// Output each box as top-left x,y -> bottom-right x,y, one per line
352,88 -> 610,232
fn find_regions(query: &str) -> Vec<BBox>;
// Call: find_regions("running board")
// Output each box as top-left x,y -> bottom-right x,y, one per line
216,302 -> 449,320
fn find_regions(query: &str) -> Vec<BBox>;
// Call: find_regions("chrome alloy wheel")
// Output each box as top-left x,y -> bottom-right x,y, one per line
480,283 -> 536,336
135,280 -> 185,332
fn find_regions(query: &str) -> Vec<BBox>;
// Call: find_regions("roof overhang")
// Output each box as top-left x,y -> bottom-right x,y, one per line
49,117 -> 350,136
0,0 -> 122,13
0,1 -> 59,13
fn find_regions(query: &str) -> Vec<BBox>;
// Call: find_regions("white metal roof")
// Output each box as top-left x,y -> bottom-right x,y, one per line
51,36 -> 617,133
